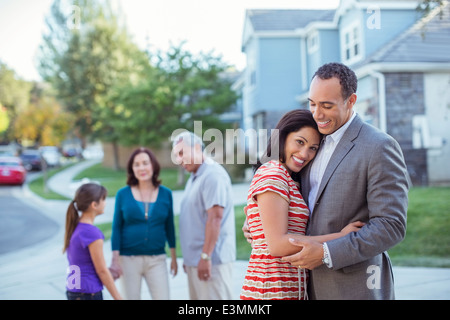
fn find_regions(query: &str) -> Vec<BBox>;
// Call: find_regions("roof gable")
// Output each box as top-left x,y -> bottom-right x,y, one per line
247,9 -> 335,32
364,3 -> 450,63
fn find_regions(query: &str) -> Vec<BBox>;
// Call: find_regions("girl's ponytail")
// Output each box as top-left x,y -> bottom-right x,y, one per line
63,200 -> 80,253
62,183 -> 107,253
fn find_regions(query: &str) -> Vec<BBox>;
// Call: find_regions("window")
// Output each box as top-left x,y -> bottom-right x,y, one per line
307,31 -> 319,54
341,23 -> 362,63
253,112 -> 267,159
250,71 -> 256,86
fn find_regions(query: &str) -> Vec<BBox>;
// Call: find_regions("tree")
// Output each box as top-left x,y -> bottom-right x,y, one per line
0,61 -> 32,142
37,0 -> 148,155
13,85 -> 73,147
0,104 -> 9,135
417,0 -> 444,13
38,2 -> 238,170
107,43 -> 238,149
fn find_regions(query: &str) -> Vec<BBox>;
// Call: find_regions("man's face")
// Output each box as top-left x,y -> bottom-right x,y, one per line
308,76 -> 356,135
172,141 -> 202,173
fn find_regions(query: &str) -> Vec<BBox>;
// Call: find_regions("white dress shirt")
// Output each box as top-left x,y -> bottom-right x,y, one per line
308,111 -> 357,214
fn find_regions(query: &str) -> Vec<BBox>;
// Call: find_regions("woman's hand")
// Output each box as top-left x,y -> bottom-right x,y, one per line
170,258 -> 178,277
340,221 -> 365,235
242,219 -> 253,245
109,250 -> 122,280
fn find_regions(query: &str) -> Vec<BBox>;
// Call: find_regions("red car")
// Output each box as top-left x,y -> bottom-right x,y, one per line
0,156 -> 27,185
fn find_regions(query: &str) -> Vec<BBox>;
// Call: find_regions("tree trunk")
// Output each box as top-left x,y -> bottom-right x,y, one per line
177,166 -> 186,186
112,141 -> 120,171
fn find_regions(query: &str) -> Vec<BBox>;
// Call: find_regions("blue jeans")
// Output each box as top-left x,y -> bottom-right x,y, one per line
66,290 -> 103,300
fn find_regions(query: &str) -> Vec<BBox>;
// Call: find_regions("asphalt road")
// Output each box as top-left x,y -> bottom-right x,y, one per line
0,184 -> 59,255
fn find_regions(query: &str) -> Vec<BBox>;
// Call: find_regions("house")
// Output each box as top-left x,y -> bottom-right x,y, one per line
240,0 -> 450,186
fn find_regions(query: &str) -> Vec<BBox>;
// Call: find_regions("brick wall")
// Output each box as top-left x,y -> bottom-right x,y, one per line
384,72 -> 428,186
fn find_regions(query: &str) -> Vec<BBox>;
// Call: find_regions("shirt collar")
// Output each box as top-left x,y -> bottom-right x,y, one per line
327,111 -> 356,144
192,157 -> 213,180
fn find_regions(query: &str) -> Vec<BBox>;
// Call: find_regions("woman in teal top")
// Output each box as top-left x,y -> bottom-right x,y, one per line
110,147 -> 177,300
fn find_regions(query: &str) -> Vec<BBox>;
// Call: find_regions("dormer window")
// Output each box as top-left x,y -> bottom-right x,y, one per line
341,22 -> 362,64
307,31 -> 320,54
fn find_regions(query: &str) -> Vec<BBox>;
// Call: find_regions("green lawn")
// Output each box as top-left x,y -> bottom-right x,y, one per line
29,162 -> 450,267
388,187 -> 450,267
73,163 -> 188,196
28,163 -> 76,200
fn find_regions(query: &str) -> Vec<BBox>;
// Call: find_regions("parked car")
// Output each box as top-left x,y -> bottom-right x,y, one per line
39,146 -> 61,167
82,145 -> 104,160
0,156 -> 27,185
20,150 -> 43,171
62,147 -> 81,158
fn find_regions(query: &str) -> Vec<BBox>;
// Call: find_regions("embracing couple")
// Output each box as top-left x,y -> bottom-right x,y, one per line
241,62 -> 409,300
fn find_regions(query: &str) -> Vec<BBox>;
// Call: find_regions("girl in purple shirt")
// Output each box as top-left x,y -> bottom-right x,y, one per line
63,183 -> 122,300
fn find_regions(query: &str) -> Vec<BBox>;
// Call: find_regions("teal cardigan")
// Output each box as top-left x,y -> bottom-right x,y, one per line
111,185 -> 176,255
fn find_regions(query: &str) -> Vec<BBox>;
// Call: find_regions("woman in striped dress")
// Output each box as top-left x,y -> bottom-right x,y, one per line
240,110 -> 363,300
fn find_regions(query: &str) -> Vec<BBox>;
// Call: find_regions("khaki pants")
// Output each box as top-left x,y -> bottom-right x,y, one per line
185,262 -> 233,300
119,254 -> 169,300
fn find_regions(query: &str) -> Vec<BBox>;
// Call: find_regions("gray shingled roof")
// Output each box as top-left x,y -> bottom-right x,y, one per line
364,3 -> 450,63
247,9 -> 335,31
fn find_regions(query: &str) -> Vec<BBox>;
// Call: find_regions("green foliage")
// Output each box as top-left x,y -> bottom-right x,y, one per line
0,104 -> 9,134
38,1 -> 238,159
38,0 -> 149,140
417,0 -> 444,13
0,61 -> 33,141
105,43 -> 239,148
13,84 -> 74,146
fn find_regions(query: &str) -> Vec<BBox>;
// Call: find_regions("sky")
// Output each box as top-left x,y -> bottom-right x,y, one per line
0,0 -> 339,82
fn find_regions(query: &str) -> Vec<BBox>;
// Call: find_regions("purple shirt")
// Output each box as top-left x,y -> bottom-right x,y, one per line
66,223 -> 104,293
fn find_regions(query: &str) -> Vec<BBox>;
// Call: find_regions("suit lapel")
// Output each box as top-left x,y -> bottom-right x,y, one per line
301,163 -> 312,205
314,115 -> 363,210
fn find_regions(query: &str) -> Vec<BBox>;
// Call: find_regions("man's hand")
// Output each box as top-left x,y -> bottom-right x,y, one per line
197,259 -> 212,281
282,238 -> 324,270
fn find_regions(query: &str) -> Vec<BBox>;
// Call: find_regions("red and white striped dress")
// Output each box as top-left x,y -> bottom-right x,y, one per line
240,160 -> 309,300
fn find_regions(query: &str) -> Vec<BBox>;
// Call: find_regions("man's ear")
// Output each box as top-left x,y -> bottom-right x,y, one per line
348,93 -> 357,107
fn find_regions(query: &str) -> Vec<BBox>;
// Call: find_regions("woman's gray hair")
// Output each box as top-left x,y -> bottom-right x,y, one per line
171,131 -> 205,150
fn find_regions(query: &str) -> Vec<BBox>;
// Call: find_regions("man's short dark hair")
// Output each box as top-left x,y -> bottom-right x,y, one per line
313,62 -> 357,100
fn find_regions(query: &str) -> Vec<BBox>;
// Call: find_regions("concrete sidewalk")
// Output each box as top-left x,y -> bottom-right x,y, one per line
1,160 -> 449,300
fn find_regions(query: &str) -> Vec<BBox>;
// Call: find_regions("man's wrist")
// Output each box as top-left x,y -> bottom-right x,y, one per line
322,243 -> 332,268
201,252 -> 211,261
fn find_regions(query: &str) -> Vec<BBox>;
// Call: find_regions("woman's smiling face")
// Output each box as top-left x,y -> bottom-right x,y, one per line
132,152 -> 154,182
282,126 -> 320,174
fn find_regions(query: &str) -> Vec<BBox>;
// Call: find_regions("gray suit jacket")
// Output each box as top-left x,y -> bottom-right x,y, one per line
301,114 -> 409,300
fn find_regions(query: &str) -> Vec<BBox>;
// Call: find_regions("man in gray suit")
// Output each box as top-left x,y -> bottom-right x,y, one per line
282,62 -> 409,299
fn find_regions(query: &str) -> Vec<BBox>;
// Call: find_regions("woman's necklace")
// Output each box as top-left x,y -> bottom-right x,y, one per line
138,186 -> 151,220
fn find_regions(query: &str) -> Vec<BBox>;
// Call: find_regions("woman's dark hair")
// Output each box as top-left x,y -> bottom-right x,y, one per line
313,62 -> 357,100
126,147 -> 161,187
256,109 -> 321,178
63,183 -> 107,253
